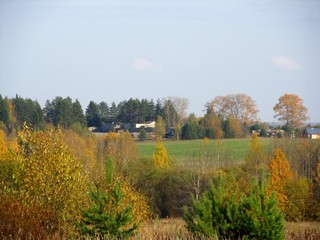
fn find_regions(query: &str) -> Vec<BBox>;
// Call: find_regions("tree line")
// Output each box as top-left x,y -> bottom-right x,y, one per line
0,95 -> 178,132
0,93 -> 311,139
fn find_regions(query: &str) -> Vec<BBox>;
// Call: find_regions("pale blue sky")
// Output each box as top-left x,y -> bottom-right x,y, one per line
1,0 -> 319,122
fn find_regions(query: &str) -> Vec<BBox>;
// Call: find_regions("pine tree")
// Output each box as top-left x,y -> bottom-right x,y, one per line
76,159 -> 139,239
242,171 -> 285,240
184,176 -> 242,239
184,171 -> 285,240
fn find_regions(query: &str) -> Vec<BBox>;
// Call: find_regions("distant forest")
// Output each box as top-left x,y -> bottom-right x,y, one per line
0,95 -> 170,131
0,94 -> 315,139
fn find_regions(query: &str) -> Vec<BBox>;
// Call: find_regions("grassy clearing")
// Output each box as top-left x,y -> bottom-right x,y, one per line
137,138 -> 272,165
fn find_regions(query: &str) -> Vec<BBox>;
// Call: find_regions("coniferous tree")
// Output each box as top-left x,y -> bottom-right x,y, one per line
241,171 -> 285,240
86,101 -> 101,128
138,128 -> 147,141
184,171 -> 285,239
72,99 -> 86,126
184,176 -> 242,239
0,95 -> 10,131
76,159 -> 139,239
0,96 -> 9,121
98,101 -> 109,125
12,96 -> 44,130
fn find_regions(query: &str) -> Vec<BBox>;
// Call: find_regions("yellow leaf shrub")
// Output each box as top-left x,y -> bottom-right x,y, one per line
16,125 -> 88,226
153,138 -> 170,168
115,176 -> 152,225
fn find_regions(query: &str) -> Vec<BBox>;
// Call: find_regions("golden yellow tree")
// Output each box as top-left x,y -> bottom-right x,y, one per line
268,148 -> 293,211
16,124 -> 88,225
153,138 -> 170,168
273,93 -> 308,128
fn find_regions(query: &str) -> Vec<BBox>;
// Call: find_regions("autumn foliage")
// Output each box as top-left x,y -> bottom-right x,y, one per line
1,117 -> 320,238
268,148 -> 293,211
273,93 -> 309,128
153,138 -> 170,168
243,133 -> 266,177
102,131 -> 138,170
0,195 -> 59,239
16,125 -> 88,225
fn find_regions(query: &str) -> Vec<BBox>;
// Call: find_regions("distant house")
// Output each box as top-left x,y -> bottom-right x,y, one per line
89,121 -> 157,140
135,121 -> 156,129
165,128 -> 175,139
304,128 -> 320,139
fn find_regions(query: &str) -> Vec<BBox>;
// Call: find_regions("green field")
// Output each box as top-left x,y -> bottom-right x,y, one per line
137,138 -> 272,165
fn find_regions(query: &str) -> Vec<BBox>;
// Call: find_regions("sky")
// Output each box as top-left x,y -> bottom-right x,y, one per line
1,0 -> 320,122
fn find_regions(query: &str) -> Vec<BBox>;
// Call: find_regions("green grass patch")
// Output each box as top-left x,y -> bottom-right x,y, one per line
137,138 -> 272,165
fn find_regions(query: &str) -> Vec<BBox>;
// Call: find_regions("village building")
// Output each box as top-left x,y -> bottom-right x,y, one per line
303,128 -> 320,139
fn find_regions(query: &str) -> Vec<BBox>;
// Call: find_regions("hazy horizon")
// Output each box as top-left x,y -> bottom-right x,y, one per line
1,0 -> 319,122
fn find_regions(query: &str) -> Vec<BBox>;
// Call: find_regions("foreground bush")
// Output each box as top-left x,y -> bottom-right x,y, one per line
184,171 -> 284,239
0,195 -> 59,239
16,125 -> 88,232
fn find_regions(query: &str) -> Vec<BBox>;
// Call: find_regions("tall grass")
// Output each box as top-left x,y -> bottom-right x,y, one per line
135,219 -> 320,240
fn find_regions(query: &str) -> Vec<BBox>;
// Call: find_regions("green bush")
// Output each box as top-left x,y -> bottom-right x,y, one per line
126,157 -> 193,218
184,172 -> 284,239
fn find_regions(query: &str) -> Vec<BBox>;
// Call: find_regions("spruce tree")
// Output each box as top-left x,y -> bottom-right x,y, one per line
76,159 -> 139,239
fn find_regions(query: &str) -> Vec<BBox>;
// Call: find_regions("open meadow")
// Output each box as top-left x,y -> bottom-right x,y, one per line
137,137 -> 273,165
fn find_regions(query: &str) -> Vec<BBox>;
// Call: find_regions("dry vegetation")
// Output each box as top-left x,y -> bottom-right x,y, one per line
136,219 -> 320,240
